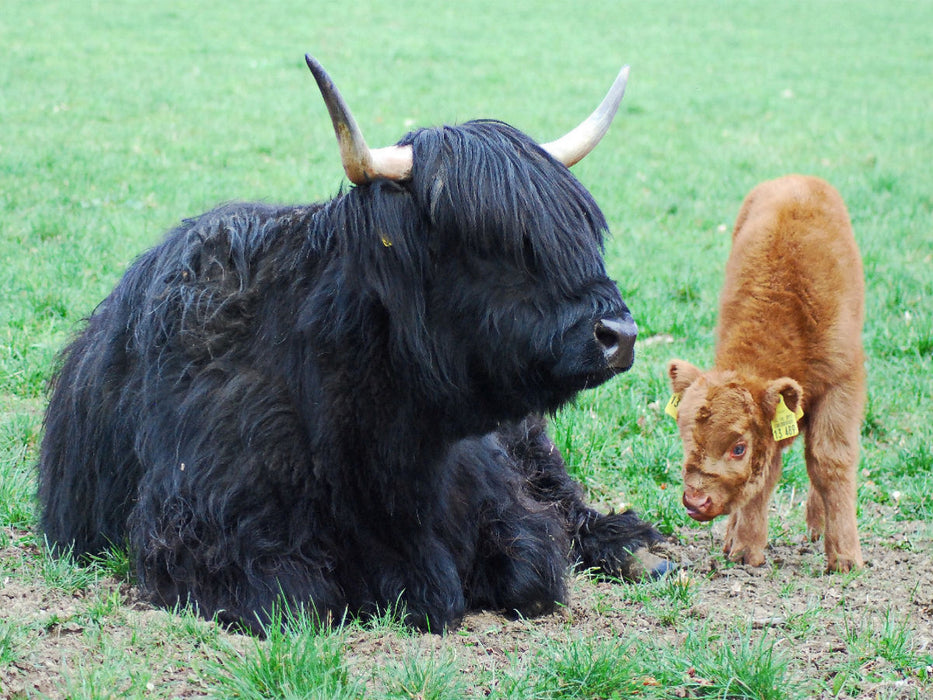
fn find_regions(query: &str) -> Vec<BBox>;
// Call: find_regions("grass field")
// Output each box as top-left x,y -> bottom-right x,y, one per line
2,1 -> 932,698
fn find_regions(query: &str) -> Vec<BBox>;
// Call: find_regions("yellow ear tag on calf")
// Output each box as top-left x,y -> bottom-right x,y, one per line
665,393 -> 682,420
771,395 -> 803,440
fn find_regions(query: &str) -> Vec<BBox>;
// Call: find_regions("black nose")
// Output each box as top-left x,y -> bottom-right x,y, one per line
594,315 -> 637,370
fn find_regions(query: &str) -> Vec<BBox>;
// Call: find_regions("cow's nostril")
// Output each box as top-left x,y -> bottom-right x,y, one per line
594,324 -> 619,349
594,316 -> 637,369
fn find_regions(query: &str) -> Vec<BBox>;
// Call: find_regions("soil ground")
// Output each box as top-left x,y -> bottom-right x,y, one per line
2,506 -> 931,698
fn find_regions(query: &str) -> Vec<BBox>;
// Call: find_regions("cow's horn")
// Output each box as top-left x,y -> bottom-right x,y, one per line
306,54 -> 413,184
540,64 -> 630,167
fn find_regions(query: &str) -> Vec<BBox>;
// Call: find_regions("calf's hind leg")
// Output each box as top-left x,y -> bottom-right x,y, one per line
804,385 -> 864,572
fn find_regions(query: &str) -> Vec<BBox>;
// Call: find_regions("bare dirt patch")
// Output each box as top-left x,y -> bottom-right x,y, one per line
2,509 -> 931,698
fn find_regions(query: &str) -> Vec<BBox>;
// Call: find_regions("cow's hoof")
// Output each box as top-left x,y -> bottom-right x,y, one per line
621,547 -> 677,581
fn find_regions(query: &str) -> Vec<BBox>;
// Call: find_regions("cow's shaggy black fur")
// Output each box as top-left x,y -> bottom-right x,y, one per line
38,119 -> 663,633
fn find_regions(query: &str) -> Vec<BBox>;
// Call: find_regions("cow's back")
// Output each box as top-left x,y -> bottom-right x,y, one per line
37,202 -> 320,557
715,175 -> 864,393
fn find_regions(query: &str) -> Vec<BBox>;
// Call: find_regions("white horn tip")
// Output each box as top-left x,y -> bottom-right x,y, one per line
541,62 -> 631,168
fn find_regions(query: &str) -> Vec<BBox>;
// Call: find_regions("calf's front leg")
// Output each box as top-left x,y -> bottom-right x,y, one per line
723,451 -> 783,566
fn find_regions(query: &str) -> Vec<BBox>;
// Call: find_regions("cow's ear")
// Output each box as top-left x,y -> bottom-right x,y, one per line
668,360 -> 702,395
762,377 -> 804,419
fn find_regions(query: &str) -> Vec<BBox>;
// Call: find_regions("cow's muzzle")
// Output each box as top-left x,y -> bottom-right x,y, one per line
594,315 -> 637,371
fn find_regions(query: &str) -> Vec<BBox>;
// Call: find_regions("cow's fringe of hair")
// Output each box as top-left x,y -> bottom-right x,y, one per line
403,120 -> 608,283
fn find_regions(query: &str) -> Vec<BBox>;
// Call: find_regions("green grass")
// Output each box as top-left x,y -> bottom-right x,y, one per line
520,635 -> 647,698
206,605 -> 364,699
380,647 -> 467,700
0,619 -> 24,667
2,0 -> 932,697
667,625 -> 800,700
495,623 -> 802,699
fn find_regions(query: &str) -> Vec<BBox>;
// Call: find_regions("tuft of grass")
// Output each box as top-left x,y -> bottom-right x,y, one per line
83,588 -> 127,627
360,600 -> 417,638
524,634 -> 646,699
843,609 -> 930,672
205,603 -> 364,699
55,643 -> 156,700
515,623 -> 802,699
87,545 -> 136,583
828,607 -> 933,696
661,624 -> 804,700
614,569 -> 699,626
381,646 -> 467,700
37,539 -> 101,594
154,603 -> 225,649
644,570 -> 699,626
0,618 -> 26,667
0,444 -> 34,531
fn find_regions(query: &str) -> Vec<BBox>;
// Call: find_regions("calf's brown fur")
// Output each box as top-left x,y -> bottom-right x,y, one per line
668,175 -> 865,572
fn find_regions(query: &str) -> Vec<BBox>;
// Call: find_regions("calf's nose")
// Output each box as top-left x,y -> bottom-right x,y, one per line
594,315 -> 637,370
682,490 -> 715,521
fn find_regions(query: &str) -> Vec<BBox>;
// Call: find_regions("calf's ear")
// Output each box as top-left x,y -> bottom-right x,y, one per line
668,360 -> 702,394
761,377 -> 804,419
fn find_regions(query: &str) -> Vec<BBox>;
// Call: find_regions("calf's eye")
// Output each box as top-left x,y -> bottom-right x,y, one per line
730,443 -> 747,459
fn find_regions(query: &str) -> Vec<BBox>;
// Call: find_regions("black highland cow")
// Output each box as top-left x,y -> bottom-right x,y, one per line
38,56 -> 668,634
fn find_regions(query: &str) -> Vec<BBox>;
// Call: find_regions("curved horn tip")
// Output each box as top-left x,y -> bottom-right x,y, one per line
304,54 -> 331,87
540,62 -> 632,168
304,52 -> 414,185
596,64 -> 631,119
612,64 -> 631,96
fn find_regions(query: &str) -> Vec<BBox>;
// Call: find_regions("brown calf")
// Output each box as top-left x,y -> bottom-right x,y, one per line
667,174 -> 865,572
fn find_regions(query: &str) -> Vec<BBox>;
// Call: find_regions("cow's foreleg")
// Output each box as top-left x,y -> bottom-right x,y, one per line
496,415 -> 671,580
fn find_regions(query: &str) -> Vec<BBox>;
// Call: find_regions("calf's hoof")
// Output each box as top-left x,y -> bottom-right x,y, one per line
724,543 -> 766,567
826,555 -> 864,574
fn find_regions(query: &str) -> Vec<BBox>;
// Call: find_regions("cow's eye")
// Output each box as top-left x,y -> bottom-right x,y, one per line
730,442 -> 747,459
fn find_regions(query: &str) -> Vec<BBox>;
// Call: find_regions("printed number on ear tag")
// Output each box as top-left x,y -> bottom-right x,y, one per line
771,395 -> 803,440
665,393 -> 682,420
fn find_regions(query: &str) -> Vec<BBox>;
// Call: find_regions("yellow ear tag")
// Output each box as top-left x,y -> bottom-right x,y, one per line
771,395 -> 803,440
665,393 -> 682,420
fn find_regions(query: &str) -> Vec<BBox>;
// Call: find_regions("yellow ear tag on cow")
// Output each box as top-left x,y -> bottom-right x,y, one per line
771,395 -> 803,440
665,393 -> 682,420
